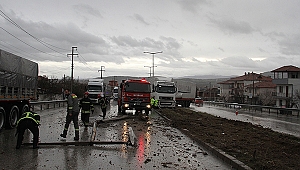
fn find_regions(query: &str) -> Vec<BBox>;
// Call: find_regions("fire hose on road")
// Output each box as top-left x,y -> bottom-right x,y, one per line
23,121 -> 137,147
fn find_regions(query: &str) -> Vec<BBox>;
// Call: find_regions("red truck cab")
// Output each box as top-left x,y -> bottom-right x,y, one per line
118,78 -> 151,115
195,98 -> 204,107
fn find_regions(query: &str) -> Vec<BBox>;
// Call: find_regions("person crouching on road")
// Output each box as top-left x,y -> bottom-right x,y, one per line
16,111 -> 40,149
99,95 -> 109,119
60,89 -> 80,141
151,96 -> 158,108
79,92 -> 94,128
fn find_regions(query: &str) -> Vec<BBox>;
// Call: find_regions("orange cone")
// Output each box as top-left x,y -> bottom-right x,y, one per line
235,110 -> 238,115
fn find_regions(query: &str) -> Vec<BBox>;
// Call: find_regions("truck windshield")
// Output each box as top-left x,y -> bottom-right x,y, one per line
157,85 -> 176,93
87,85 -> 102,91
125,82 -> 151,93
113,88 -> 118,93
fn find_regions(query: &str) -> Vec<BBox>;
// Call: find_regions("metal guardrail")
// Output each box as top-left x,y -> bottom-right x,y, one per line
204,101 -> 300,117
30,100 -> 67,111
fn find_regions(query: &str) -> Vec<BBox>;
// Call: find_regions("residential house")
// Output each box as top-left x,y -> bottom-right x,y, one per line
218,72 -> 275,104
271,65 -> 300,108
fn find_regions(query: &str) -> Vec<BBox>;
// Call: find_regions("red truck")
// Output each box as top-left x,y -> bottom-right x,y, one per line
118,78 -> 151,115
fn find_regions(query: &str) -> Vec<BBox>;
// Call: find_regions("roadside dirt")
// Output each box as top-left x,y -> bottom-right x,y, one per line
158,107 -> 300,170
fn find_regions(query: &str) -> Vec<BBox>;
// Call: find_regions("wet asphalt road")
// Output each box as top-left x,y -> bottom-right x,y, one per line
0,100 -> 232,170
192,104 -> 300,138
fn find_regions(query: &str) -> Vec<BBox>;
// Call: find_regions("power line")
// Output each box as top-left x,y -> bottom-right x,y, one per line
0,27 -> 60,57
0,9 -> 69,55
0,40 -> 33,57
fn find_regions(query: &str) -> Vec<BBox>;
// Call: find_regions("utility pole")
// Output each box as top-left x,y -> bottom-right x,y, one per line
144,66 -> 152,77
98,66 -> 105,79
144,51 -> 162,77
67,46 -> 78,92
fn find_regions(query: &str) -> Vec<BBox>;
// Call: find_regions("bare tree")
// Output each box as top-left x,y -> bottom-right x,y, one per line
258,89 -> 276,106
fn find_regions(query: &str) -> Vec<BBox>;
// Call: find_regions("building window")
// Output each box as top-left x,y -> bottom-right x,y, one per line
291,73 -> 298,78
279,86 -> 283,93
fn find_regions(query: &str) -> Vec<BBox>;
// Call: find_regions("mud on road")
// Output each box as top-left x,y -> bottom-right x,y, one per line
158,107 -> 300,170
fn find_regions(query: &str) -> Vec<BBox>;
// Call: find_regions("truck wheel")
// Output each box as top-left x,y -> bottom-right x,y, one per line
6,105 -> 19,129
21,104 -> 29,114
186,102 -> 191,107
0,107 -> 5,131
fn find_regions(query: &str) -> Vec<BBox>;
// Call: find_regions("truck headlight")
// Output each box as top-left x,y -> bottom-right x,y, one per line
146,104 -> 151,109
124,103 -> 129,108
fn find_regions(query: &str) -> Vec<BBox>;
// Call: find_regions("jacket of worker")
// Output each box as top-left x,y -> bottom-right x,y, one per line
79,97 -> 94,113
17,111 -> 40,126
100,97 -> 108,109
67,93 -> 79,113
151,98 -> 158,107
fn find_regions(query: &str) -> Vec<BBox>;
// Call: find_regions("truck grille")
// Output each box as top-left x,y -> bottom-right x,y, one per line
160,96 -> 173,100
88,94 -> 98,99
127,97 -> 148,102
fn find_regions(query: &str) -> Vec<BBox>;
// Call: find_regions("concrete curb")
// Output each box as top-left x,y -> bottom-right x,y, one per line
155,109 -> 252,170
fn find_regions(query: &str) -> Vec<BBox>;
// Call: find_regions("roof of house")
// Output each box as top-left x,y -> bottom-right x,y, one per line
244,81 -> 276,88
218,72 -> 272,84
271,65 -> 300,72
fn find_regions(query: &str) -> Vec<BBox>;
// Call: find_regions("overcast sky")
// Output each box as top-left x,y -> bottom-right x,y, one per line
1,0 -> 300,79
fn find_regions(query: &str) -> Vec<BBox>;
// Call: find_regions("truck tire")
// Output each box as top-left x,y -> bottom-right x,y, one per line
0,107 -> 5,131
186,101 -> 191,107
6,105 -> 19,129
21,104 -> 29,114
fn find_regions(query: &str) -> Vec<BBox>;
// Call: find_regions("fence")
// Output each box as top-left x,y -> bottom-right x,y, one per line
204,101 -> 300,117
30,100 -> 67,111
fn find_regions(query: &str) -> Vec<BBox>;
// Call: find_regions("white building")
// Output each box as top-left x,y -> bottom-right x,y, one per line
271,65 -> 300,108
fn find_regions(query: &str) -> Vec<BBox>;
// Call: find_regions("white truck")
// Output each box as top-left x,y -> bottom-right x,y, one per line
174,79 -> 197,107
86,78 -> 104,104
112,86 -> 118,100
0,49 -> 38,131
148,77 -> 177,108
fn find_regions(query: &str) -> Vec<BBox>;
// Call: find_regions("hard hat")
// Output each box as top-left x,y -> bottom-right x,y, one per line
84,92 -> 89,95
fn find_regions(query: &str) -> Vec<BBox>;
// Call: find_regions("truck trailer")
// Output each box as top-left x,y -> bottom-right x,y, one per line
174,79 -> 196,107
0,49 -> 38,131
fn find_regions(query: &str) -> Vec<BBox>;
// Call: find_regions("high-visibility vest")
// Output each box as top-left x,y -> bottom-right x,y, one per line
17,111 -> 40,126
151,98 -> 158,106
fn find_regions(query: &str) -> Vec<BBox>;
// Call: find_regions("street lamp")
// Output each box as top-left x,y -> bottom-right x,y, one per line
144,66 -> 152,77
143,51 -> 163,77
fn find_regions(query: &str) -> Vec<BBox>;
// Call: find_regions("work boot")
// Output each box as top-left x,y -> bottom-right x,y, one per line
74,131 -> 79,141
60,130 -> 67,141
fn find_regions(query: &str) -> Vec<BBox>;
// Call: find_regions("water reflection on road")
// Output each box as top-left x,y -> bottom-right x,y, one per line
191,104 -> 300,138
0,100 -> 232,170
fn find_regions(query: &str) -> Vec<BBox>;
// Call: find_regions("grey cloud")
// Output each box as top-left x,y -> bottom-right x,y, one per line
177,0 -> 210,13
264,31 -> 285,41
218,47 -> 224,52
132,14 -> 149,25
209,17 -> 256,35
220,56 -> 256,69
110,36 -> 164,49
73,4 -> 103,18
159,36 -> 181,50
1,9 -> 108,62
278,34 -> 300,55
